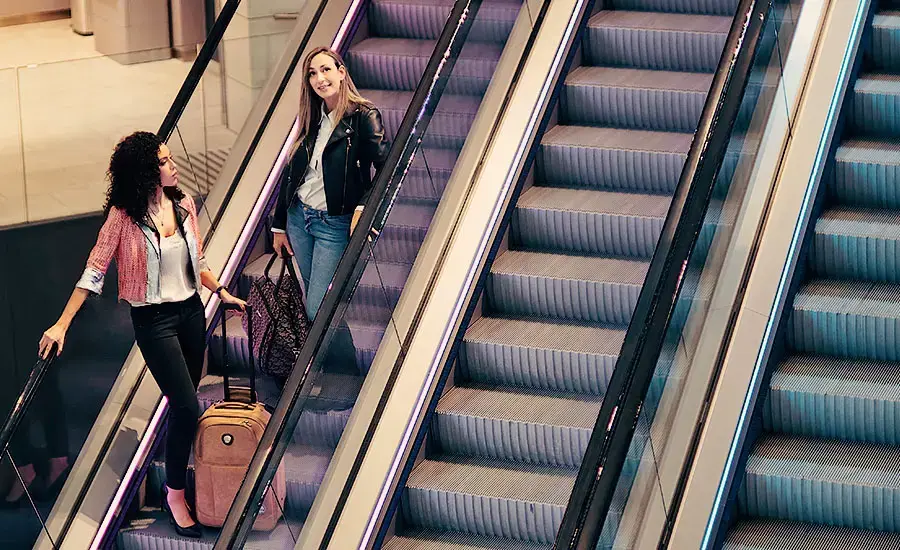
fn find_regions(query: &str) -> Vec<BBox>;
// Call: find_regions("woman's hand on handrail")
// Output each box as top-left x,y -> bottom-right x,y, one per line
39,287 -> 90,360
39,324 -> 67,360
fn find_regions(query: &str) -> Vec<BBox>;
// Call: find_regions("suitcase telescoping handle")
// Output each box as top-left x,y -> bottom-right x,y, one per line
221,302 -> 257,403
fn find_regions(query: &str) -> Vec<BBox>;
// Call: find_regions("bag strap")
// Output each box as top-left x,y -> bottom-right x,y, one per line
221,302 -> 257,403
263,252 -> 280,280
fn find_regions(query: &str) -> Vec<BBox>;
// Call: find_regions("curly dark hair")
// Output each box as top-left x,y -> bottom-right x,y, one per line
103,131 -> 183,224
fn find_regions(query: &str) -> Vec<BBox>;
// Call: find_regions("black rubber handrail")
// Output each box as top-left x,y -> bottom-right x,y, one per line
213,0 -> 486,547
554,0 -> 773,548
0,348 -> 57,461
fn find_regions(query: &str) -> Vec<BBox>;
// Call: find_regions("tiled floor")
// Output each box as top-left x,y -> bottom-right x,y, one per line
0,19 -> 236,226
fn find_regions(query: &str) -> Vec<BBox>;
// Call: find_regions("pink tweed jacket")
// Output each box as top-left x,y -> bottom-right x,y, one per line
76,196 -> 210,304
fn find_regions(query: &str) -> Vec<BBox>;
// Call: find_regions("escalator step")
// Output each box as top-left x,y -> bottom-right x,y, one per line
374,200 -> 438,264
117,509 -> 302,549
486,250 -> 648,325
585,11 -> 730,73
614,0 -> 738,16
763,354 -> 900,446
724,518 -> 900,550
402,456 -> 574,544
870,11 -> 900,73
397,147 -> 458,201
346,261 -> 412,323
433,385 -> 602,468
788,278 -> 900,361
364,89 -> 481,151
145,444 -> 332,521
369,0 -> 520,43
346,38 -> 503,95
811,207 -> 900,283
208,315 -> 386,376
830,139 -> 900,210
537,125 -> 691,194
385,528 -> 552,549
561,66 -> 711,132
460,316 -> 623,394
512,186 -> 669,258
849,74 -> 900,137
739,434 -> 900,532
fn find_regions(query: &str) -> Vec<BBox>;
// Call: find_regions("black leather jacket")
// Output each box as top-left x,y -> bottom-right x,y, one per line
273,103 -> 390,229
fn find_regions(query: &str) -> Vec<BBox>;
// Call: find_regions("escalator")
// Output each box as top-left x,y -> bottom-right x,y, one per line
377,0 -> 741,547
721,0 -> 900,546
0,1 -> 529,548
115,0 -> 523,548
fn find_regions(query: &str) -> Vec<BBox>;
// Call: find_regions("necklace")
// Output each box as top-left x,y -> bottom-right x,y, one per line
148,196 -> 168,231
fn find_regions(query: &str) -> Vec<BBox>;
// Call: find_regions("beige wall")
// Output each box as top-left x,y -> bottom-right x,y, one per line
0,0 -> 69,19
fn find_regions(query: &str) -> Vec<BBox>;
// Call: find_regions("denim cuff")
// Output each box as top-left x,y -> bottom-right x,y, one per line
76,267 -> 105,295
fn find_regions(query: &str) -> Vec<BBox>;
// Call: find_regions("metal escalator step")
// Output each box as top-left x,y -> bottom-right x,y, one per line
831,139 -> 900,210
117,509 -> 302,549
460,316 -> 623,394
561,66 -> 711,132
346,261 -> 412,323
512,186 -> 669,258
369,0 -> 520,43
849,74 -> 900,136
346,38 -> 503,95
398,147 -> 458,201
363,89 -> 481,150
871,11 -> 900,73
145,443 -> 331,521
402,456 -> 575,544
208,316 -> 385,376
376,200 -> 437,263
538,125 -> 691,194
811,207 -> 900,283
763,354 -> 900,445
739,434 -> 900,532
789,279 -> 900,361
585,11 -> 730,73
725,518 -> 900,549
613,0 -> 738,16
486,250 -> 648,325
385,528 -> 552,549
433,385 -> 603,468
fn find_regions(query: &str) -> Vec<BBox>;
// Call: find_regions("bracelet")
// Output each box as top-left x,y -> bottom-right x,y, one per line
215,285 -> 226,296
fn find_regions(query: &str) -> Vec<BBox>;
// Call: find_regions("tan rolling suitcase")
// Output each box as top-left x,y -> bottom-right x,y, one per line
194,303 -> 286,531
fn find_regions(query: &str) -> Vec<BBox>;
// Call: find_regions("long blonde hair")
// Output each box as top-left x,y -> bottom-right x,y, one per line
296,47 -> 371,147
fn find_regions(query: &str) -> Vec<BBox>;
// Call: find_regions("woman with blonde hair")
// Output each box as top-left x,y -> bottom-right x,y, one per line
272,46 -> 389,320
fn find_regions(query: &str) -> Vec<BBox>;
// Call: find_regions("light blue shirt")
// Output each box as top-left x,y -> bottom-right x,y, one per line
297,105 -> 336,211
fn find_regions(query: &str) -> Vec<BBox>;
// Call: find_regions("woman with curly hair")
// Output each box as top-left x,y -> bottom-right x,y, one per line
37,131 -> 245,538
272,46 -> 389,320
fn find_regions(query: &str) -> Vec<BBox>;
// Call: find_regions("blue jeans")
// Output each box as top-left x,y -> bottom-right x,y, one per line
286,202 -> 352,320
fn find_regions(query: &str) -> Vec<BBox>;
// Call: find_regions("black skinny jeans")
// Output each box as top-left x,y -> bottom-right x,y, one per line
131,293 -> 205,491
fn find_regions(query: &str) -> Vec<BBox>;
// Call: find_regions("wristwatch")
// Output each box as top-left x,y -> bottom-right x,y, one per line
215,285 -> 226,297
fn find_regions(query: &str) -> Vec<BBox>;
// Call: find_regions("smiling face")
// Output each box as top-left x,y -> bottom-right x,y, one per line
307,52 -> 346,108
157,144 -> 178,188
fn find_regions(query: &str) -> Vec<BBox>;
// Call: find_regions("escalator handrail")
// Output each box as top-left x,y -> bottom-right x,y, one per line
157,0 -> 241,141
0,347 -> 57,461
213,1 -> 488,547
553,0 -> 774,548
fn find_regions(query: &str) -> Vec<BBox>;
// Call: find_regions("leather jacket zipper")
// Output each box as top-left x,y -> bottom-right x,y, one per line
342,136 -> 350,214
